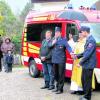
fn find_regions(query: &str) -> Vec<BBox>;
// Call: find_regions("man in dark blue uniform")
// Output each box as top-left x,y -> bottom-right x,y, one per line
76,26 -> 96,100
50,27 -> 72,94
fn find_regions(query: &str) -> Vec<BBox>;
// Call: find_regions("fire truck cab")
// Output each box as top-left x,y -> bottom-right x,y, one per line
21,7 -> 100,85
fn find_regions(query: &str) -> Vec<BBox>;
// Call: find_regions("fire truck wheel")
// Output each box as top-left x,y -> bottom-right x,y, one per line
29,60 -> 40,78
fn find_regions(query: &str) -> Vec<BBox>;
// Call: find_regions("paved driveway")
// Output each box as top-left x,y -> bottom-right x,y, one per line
0,67 -> 99,100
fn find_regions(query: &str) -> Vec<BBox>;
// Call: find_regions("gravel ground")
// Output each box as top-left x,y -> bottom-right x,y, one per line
0,67 -> 99,100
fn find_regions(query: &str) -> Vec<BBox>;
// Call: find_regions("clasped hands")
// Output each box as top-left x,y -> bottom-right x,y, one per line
70,53 -> 81,67
70,52 -> 77,59
41,57 -> 46,61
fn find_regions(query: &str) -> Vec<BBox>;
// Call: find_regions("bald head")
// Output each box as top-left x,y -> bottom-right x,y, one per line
45,30 -> 52,40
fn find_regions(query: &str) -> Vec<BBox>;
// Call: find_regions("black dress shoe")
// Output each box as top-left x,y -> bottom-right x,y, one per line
76,91 -> 84,95
52,89 -> 58,92
70,91 -> 77,94
56,90 -> 63,94
48,86 -> 55,90
79,97 -> 88,100
41,86 -> 49,89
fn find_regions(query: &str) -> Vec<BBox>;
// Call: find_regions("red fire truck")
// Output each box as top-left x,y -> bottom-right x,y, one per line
21,8 -> 100,84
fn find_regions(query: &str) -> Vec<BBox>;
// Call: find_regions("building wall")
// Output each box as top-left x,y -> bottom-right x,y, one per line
31,0 -> 69,3
33,2 -> 68,11
33,0 -> 100,11
95,1 -> 100,10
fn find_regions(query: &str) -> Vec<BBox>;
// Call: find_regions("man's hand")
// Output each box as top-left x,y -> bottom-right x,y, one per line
77,64 -> 81,67
71,53 -> 77,59
41,57 -> 46,61
52,38 -> 57,45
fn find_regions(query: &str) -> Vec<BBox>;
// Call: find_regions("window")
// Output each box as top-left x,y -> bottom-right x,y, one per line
27,23 -> 61,42
66,23 -> 79,42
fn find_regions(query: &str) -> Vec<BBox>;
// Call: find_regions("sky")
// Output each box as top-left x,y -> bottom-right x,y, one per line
69,0 -> 98,9
5,0 -> 29,14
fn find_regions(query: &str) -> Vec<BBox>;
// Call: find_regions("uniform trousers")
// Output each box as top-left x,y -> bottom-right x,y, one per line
82,68 -> 93,100
53,63 -> 65,91
7,63 -> 12,72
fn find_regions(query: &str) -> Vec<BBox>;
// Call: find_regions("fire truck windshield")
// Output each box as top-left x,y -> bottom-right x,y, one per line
27,23 -> 62,42
81,23 -> 100,46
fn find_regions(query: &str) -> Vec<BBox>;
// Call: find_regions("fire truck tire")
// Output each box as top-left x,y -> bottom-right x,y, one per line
29,60 -> 40,78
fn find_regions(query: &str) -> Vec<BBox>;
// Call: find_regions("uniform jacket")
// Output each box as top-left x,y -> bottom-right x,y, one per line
77,35 -> 96,69
50,37 -> 72,64
40,39 -> 52,63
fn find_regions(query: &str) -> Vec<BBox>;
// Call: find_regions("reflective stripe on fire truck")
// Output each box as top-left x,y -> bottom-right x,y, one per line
33,16 -> 48,21
28,43 -> 40,51
23,52 -> 28,56
34,58 -> 73,68
66,63 -> 73,70
21,56 -> 29,65
23,47 -> 27,51
22,55 -> 72,69
24,38 -> 27,42
23,42 -> 27,46
28,43 -> 40,54
33,59 -> 73,69
24,29 -> 27,33
34,58 -> 42,64
28,48 -> 39,54
21,56 -> 42,65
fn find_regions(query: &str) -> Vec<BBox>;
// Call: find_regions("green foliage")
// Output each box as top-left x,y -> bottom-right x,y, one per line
0,0 -> 23,53
96,43 -> 100,47
11,33 -> 22,54
0,0 -> 33,53
0,0 -> 16,36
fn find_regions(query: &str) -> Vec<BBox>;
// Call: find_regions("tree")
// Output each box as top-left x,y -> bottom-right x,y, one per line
11,33 -> 22,54
0,0 -> 33,53
0,0 -> 16,36
0,0 -> 23,53
20,2 -> 33,23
